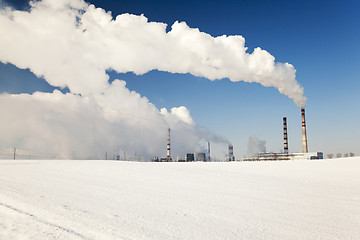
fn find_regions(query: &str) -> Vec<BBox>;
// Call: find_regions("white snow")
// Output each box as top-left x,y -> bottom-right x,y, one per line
0,158 -> 359,239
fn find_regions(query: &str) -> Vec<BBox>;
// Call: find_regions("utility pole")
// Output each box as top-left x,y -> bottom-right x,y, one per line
13,148 -> 16,160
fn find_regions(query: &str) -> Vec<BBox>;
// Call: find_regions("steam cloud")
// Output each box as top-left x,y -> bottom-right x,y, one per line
0,0 -> 306,159
0,86 -> 205,159
247,136 -> 266,156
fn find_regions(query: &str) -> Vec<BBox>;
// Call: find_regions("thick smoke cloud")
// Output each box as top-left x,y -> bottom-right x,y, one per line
0,82 -> 203,159
0,0 -> 306,106
0,0 -> 306,159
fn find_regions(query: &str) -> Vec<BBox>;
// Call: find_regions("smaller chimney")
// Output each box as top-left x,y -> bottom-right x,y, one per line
301,108 -> 308,153
207,141 -> 211,162
166,128 -> 171,161
283,117 -> 289,153
228,144 -> 234,161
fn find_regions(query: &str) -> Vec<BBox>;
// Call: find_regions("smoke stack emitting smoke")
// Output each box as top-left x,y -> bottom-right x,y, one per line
0,0 -> 307,158
301,108 -> 308,153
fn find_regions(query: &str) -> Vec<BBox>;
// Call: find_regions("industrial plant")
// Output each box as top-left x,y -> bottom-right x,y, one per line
152,129 -> 217,162
152,128 -> 173,162
243,108 -> 323,161
152,108 -> 322,162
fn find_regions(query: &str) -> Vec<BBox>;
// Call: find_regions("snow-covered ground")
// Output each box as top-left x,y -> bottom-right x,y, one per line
0,158 -> 359,239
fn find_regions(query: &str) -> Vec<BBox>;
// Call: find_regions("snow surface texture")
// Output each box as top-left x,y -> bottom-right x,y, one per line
0,158 -> 359,239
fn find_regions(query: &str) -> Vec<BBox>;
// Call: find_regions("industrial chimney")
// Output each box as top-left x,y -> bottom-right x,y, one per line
283,117 -> 289,153
207,141 -> 211,162
301,108 -> 308,153
166,128 -> 171,161
228,144 -> 234,161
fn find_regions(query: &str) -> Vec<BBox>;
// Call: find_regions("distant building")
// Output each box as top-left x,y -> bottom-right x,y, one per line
186,153 -> 195,162
160,157 -> 171,162
197,153 -> 206,162
243,152 -> 323,161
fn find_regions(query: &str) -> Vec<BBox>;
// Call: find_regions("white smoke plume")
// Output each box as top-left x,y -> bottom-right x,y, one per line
247,136 -> 266,156
0,82 -> 203,159
0,0 -> 306,106
0,0 -> 306,159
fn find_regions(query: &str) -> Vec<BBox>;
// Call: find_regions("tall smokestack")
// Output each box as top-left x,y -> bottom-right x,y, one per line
301,108 -> 308,153
228,144 -> 234,161
166,128 -> 171,161
208,141 -> 211,162
283,117 -> 289,153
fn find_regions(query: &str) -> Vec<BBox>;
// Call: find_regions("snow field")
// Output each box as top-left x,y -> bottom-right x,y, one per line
0,158 -> 359,239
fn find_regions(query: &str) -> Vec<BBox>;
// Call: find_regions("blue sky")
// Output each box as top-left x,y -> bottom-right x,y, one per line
1,0 -> 359,158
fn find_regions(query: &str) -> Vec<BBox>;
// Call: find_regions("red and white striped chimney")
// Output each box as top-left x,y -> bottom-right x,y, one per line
301,108 -> 308,153
283,117 -> 289,153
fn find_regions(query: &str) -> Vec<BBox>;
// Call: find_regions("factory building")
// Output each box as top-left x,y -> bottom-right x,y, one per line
197,153 -> 206,162
243,152 -> 323,161
186,153 -> 195,162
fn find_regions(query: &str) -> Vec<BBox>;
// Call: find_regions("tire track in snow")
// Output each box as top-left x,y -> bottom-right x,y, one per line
0,202 -> 91,240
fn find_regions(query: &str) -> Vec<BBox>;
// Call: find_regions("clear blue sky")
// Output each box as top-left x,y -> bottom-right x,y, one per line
1,0 -> 359,158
